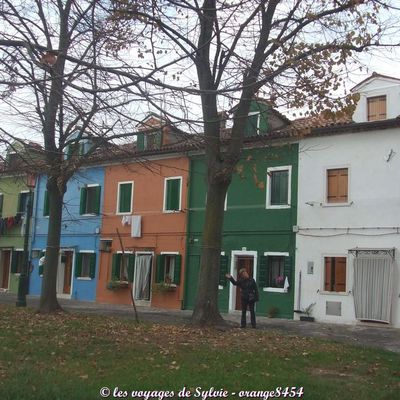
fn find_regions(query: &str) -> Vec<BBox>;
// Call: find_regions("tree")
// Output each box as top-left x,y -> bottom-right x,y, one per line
111,0 -> 400,326
0,0 -> 156,312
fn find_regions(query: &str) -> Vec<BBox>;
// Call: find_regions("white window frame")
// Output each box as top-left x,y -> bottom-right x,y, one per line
323,165 -> 351,207
320,254 -> 349,295
81,183 -> 100,216
248,111 -> 261,135
266,166 -> 292,209
77,250 -> 95,280
160,251 -> 179,287
163,176 -> 183,213
116,181 -> 134,215
263,251 -> 289,293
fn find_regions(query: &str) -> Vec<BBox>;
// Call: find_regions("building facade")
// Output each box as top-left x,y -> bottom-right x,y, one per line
296,74 -> 400,327
29,166 -> 104,301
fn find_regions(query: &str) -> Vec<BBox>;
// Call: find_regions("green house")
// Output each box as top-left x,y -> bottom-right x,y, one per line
184,105 -> 298,319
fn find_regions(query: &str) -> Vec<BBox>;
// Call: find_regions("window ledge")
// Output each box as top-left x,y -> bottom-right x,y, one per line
77,277 -> 92,281
263,287 -> 288,293
116,212 -> 132,216
163,210 -> 181,214
319,291 -> 349,296
321,202 -> 353,208
218,285 -> 224,290
81,213 -> 99,217
266,205 -> 291,210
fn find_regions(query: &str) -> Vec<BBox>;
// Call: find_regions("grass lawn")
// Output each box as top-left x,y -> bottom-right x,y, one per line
0,305 -> 399,400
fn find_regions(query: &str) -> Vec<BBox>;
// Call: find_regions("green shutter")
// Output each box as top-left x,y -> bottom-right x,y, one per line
283,256 -> 292,289
67,144 -> 73,159
119,183 -> 132,213
111,253 -> 121,280
89,253 -> 96,279
43,191 -> 49,216
173,255 -> 182,285
0,194 -> 3,217
166,178 -> 180,211
79,142 -> 85,156
271,170 -> 288,205
156,255 -> 165,283
79,187 -> 87,215
155,131 -> 162,148
258,255 -> 269,287
219,255 -> 229,286
75,253 -> 83,278
137,133 -> 145,151
11,251 -> 19,273
93,186 -> 101,215
127,254 -> 135,282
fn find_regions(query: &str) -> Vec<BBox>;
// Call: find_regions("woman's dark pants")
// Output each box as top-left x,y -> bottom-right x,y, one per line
241,298 -> 256,328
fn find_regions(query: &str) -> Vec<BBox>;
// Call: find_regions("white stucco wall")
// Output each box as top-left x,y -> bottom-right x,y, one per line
296,128 -> 400,327
352,77 -> 400,122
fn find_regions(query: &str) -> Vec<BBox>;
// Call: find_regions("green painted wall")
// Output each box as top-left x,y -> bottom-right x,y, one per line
184,143 -> 298,319
0,175 -> 30,293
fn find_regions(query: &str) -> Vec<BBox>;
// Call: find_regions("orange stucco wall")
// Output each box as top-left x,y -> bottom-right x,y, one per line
96,156 -> 189,309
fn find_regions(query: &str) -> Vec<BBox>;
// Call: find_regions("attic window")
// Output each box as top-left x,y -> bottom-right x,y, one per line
367,96 -> 386,121
144,132 -> 162,150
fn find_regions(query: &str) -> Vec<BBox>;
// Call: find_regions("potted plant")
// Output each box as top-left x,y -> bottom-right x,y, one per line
299,302 -> 316,322
106,280 -> 129,290
275,275 -> 284,288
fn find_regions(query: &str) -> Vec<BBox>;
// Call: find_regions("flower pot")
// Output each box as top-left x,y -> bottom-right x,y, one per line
300,316 -> 315,322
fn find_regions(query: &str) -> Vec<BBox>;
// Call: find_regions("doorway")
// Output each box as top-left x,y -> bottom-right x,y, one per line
353,256 -> 394,323
0,250 -> 11,289
133,253 -> 153,302
57,250 -> 74,296
229,250 -> 257,312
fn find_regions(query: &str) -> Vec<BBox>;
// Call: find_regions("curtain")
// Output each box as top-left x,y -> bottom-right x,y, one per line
134,255 -> 152,300
353,256 -> 393,323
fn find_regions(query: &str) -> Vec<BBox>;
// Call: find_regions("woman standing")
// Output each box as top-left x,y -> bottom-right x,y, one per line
226,268 -> 259,328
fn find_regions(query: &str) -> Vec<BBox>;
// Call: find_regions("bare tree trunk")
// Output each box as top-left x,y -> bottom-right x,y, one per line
192,178 -> 229,326
39,177 -> 64,313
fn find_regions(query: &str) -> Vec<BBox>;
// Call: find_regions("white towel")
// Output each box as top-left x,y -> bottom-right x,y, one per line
121,215 -> 132,226
283,276 -> 290,292
131,215 -> 141,237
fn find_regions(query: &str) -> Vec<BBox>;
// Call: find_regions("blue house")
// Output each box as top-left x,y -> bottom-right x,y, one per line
29,166 -> 104,301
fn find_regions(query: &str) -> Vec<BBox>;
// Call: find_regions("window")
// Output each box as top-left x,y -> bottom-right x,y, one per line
367,96 -> 386,121
155,254 -> 182,285
266,166 -> 291,208
268,256 -> 285,288
327,168 -> 348,203
111,253 -> 135,282
79,185 -> 101,215
10,250 -> 24,274
117,182 -> 133,214
258,253 -> 292,291
324,257 -> 346,292
244,112 -> 260,137
17,191 -> 31,214
0,193 -> 3,218
144,132 -> 162,150
43,191 -> 49,216
164,177 -> 182,212
75,252 -> 96,279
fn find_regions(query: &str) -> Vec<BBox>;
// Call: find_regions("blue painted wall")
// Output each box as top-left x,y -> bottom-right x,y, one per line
29,166 -> 104,301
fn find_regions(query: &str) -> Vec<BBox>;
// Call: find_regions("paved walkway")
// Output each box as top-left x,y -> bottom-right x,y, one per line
1,292 -> 399,354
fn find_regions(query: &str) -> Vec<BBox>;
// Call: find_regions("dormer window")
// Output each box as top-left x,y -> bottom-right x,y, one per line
367,95 -> 386,121
244,112 -> 260,137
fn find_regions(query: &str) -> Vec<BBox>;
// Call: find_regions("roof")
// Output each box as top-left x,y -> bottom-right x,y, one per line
351,72 -> 400,92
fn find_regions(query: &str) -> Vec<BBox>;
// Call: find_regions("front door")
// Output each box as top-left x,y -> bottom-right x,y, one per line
57,250 -> 73,296
63,251 -> 73,294
0,250 -> 11,289
133,254 -> 153,301
353,256 -> 394,323
235,256 -> 254,311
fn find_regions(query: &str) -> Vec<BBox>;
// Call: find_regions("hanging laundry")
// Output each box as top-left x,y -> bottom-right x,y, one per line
121,215 -> 132,226
131,215 -> 142,238
283,276 -> 290,292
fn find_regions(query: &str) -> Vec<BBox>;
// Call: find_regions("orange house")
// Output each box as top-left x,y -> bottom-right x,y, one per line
96,119 -> 190,309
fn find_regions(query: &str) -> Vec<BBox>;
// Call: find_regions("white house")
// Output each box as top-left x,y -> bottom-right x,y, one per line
295,73 -> 400,328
